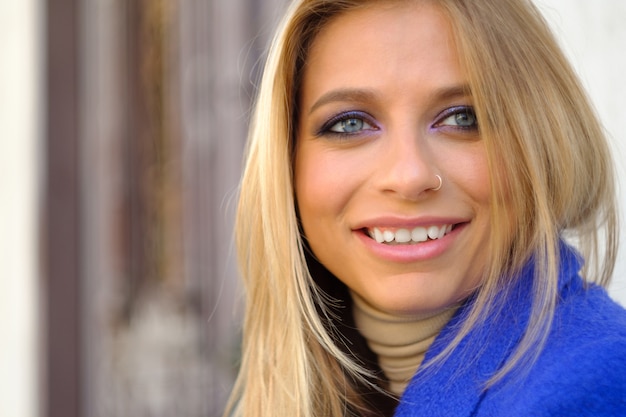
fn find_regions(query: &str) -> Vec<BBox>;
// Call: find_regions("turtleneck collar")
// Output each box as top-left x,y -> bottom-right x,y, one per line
351,292 -> 459,396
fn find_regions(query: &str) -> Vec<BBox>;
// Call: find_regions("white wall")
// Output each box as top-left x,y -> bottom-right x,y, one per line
0,1 -> 42,416
535,0 -> 626,306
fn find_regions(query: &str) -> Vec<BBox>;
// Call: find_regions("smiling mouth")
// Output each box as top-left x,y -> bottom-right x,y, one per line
366,224 -> 455,245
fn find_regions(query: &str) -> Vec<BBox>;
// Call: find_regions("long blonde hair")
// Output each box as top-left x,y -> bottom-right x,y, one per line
226,0 -> 618,416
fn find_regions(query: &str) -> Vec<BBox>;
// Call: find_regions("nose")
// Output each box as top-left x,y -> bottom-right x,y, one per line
374,129 -> 439,201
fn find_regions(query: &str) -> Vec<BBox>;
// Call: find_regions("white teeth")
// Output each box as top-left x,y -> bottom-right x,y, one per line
427,225 -> 440,240
373,227 -> 384,243
369,225 -> 453,244
411,227 -> 428,242
395,228 -> 411,243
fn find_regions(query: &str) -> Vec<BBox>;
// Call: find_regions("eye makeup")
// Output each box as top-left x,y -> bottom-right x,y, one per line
315,110 -> 379,138
431,105 -> 478,131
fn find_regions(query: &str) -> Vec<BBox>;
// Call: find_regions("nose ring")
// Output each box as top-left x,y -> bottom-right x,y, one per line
432,174 -> 443,191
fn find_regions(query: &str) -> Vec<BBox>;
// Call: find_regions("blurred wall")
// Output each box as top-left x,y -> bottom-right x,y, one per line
75,0 -> 289,416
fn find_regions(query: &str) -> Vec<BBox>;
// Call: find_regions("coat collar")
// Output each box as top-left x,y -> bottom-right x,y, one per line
394,242 -> 583,417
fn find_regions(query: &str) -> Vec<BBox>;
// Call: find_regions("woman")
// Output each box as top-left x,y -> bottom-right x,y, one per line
226,0 -> 626,416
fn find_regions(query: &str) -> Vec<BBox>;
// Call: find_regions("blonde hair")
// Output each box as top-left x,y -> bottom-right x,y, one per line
226,0 -> 619,416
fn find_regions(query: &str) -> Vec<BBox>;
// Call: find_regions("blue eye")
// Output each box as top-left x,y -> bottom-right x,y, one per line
436,106 -> 478,130
330,117 -> 371,133
318,111 -> 377,137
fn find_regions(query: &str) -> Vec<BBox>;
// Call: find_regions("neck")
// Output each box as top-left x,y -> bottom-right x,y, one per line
351,293 -> 458,396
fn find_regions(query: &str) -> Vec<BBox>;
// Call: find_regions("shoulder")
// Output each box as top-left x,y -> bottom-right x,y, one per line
483,284 -> 626,416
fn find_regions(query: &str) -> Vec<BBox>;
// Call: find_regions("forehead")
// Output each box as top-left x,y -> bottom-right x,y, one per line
312,3 -> 451,53
300,3 -> 463,107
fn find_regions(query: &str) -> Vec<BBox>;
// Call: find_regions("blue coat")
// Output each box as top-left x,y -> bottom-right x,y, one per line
395,244 -> 626,417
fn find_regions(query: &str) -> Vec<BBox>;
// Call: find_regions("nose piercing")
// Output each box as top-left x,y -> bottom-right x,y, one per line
432,174 -> 443,191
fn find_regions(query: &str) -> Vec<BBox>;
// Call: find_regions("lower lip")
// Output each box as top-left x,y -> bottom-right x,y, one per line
354,224 -> 466,263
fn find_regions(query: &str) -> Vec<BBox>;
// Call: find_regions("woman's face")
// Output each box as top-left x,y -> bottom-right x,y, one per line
295,3 -> 492,316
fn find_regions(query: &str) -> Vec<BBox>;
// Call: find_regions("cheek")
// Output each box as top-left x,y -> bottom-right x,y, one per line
443,146 -> 492,203
295,175 -> 328,226
294,146 -> 332,235
465,149 -> 518,257
294,144 -> 363,221
471,161 -> 492,203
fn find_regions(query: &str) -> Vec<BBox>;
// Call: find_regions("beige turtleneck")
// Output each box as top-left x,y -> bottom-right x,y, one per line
351,292 -> 459,396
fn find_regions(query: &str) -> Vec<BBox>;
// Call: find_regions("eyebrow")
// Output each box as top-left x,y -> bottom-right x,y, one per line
432,84 -> 472,101
307,84 -> 472,115
308,88 -> 378,115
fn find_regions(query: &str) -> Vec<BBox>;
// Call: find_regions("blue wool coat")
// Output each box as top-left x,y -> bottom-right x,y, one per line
395,244 -> 626,417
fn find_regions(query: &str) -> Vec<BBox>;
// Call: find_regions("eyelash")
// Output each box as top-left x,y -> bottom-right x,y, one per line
316,105 -> 478,139
316,110 -> 377,138
432,106 -> 478,131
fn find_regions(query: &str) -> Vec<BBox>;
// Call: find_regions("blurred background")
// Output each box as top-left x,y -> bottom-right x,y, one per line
1,1 -> 625,416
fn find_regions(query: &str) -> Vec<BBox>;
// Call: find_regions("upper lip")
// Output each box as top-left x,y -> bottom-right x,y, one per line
352,215 -> 468,230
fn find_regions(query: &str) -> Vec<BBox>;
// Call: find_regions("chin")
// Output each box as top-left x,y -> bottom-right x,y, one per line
368,291 -> 461,317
